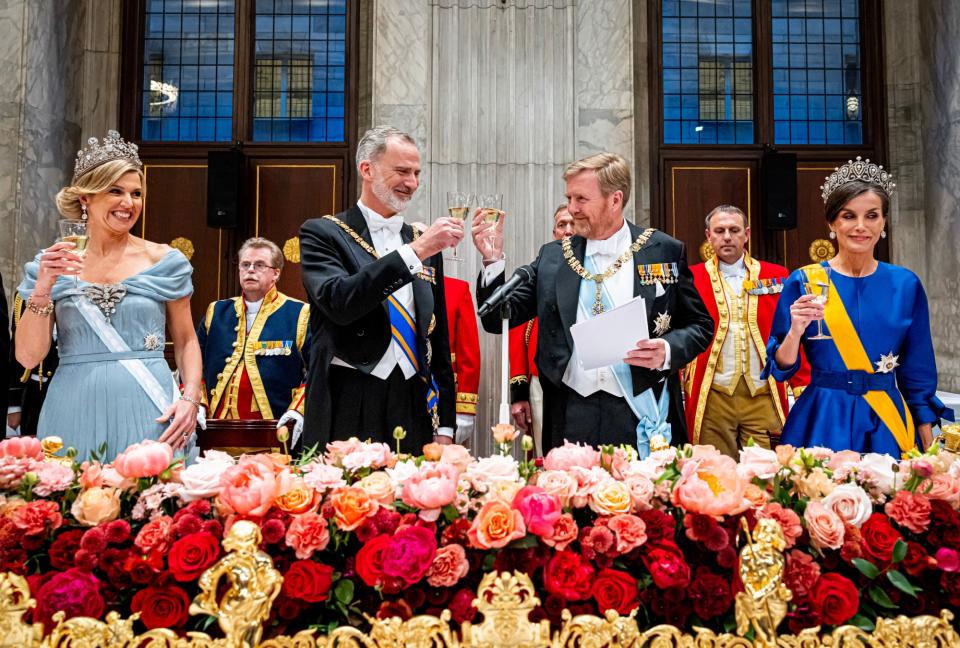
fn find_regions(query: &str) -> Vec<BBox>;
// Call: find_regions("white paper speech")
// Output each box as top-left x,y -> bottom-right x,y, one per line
569,295 -> 649,371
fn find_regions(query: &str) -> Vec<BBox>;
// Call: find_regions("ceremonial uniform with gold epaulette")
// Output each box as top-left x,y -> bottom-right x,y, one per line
684,253 -> 809,457
196,286 -> 310,423
509,318 -> 542,449
443,277 -> 480,442
7,293 -> 59,437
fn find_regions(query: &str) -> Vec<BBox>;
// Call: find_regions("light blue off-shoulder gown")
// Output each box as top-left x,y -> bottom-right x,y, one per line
18,249 -> 196,462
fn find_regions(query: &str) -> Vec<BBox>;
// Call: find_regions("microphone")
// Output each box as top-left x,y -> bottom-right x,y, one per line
477,265 -> 534,317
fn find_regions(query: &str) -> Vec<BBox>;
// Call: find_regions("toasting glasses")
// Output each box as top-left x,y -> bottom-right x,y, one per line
802,265 -> 832,340
446,191 -> 474,261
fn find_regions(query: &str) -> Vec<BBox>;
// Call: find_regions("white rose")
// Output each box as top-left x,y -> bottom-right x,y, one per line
179,450 -> 235,502
466,455 -> 520,486
821,482 -> 873,528
858,453 -> 897,494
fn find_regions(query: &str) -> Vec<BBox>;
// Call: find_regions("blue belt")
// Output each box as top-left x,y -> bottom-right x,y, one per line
59,350 -> 164,365
810,369 -> 896,396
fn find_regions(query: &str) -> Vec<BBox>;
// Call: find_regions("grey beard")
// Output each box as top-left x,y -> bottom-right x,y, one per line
372,181 -> 411,214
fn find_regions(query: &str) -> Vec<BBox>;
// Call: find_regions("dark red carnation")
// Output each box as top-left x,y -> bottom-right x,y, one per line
683,513 -> 717,542
105,519 -> 131,545
448,588 -> 478,624
371,507 -> 402,535
174,499 -> 211,520
172,513 -> 203,538
281,560 -> 334,603
543,551 -> 594,601
201,519 -> 223,538
274,595 -> 304,621
811,573 -> 859,626
167,532 -> 221,582
49,530 -> 84,571
356,535 -> 392,587
860,513 -> 902,566
355,519 -> 379,543
688,570 -> 732,619
80,527 -> 108,553
783,550 -> 821,598
642,541 -> 691,589
74,549 -> 98,572
639,509 -> 676,544
441,518 -> 471,546
130,585 -> 190,629
591,568 -> 639,614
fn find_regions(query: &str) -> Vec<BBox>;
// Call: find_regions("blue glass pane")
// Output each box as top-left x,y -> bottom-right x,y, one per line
735,122 -> 753,143
664,121 -> 681,143
662,0 -> 679,17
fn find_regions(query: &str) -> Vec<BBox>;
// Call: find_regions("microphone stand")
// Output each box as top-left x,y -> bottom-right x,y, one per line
499,300 -> 512,425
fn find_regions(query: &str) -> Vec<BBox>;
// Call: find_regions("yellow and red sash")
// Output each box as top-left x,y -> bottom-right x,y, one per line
803,264 -> 915,454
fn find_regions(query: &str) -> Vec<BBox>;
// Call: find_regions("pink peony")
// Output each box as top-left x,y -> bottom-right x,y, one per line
113,440 -> 174,479
32,461 -> 76,497
607,514 -> 648,553
671,453 -> 749,517
285,511 -> 331,559
804,501 -> 845,550
217,455 -> 280,517
884,490 -> 932,534
543,513 -> 579,551
381,525 -> 437,586
324,439 -> 365,465
821,483 -> 873,528
543,441 -> 600,471
401,463 -> 460,521
425,543 -> 469,587
0,436 -> 43,460
438,444 -> 473,473
758,503 -> 803,548
737,445 -> 781,481
512,486 -> 562,537
464,455 -> 520,488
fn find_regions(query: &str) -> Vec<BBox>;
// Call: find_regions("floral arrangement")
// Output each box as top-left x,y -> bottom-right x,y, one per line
0,433 -> 958,639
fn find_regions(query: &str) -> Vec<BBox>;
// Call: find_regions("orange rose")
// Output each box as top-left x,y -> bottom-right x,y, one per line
492,424 -> 520,444
422,443 -> 443,461
329,486 -> 379,531
467,500 -> 526,549
275,473 -> 321,515
70,486 -> 121,527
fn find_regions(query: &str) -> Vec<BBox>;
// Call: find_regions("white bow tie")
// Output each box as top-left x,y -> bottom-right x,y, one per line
368,212 -> 404,235
586,236 -> 623,259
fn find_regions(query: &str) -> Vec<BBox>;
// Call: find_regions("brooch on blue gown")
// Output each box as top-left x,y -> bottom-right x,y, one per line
83,283 -> 127,323
875,352 -> 900,373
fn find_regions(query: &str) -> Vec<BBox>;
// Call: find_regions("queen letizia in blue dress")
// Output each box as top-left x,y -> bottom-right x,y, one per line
763,158 -> 952,456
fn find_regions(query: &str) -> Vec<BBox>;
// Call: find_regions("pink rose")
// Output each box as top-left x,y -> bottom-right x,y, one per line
821,483 -> 873,528
0,436 -> 42,460
113,440 -> 174,479
607,514 -> 647,553
804,501 -> 845,550
467,500 -> 526,549
401,463 -> 460,521
382,525 -> 437,586
439,444 -> 473,473
671,454 -> 749,517
217,455 -> 280,517
425,543 -> 469,587
512,486 -> 562,537
758,503 -> 803,548
543,441 -> 600,471
568,466 -> 610,509
828,450 -> 863,480
543,513 -> 578,551
737,446 -> 781,481
534,470 -> 578,506
285,511 -> 331,559
926,474 -> 960,508
624,474 -> 655,511
884,490 -> 932,534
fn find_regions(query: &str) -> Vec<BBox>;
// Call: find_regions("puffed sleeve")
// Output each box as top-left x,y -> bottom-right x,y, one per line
760,269 -> 805,383
896,277 -> 954,425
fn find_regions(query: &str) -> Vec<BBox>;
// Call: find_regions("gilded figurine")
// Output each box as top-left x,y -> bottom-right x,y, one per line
735,518 -> 792,647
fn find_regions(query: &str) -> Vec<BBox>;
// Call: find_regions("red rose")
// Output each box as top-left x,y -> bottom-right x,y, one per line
543,551 -> 595,601
49,530 -> 84,571
642,541 -> 691,589
688,570 -> 733,619
356,534 -> 393,587
381,526 -> 437,586
167,532 -> 221,582
130,585 -> 190,629
902,542 -> 935,577
811,573 -> 859,626
591,568 -> 639,614
281,560 -> 334,603
860,513 -> 902,565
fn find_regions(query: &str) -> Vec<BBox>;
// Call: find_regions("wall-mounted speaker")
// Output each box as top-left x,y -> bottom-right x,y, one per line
207,149 -> 245,229
762,150 -> 797,230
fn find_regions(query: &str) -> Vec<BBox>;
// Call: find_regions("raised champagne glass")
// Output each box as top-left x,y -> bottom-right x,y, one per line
446,190 -> 473,261
478,193 -> 503,224
802,265 -> 832,340
58,219 -> 88,285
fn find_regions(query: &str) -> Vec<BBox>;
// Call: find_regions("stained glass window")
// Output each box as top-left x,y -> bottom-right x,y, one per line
141,0 -> 235,142
252,0 -> 347,142
661,0 -> 755,144
771,0 -> 863,144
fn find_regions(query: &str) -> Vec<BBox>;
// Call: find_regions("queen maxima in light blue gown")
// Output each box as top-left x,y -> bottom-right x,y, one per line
14,131 -> 203,462
762,158 -> 952,457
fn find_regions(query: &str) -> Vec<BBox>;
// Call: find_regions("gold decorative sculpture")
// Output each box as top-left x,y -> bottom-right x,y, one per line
171,237 -> 196,261
808,238 -> 836,262
283,238 -> 300,264
941,423 -> 960,452
0,518 -> 957,647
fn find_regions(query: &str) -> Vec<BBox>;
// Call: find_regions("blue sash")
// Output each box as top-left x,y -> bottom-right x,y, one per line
580,258 -> 670,458
386,295 -> 440,423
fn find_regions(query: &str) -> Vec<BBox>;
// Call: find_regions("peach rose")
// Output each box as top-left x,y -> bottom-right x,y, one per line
0,436 -> 43,460
329,486 -> 379,531
217,455 -> 280,517
542,513 -> 578,551
401,463 -> 459,521
821,483 -> 873,528
467,500 -> 526,549
491,423 -> 520,444
589,479 -> 633,516
543,441 -> 600,471
422,443 -> 444,461
804,501 -> 845,550
285,511 -> 331,559
70,486 -> 121,527
425,543 -> 470,587
275,472 -> 322,515
357,471 -> 397,506
671,453 -> 748,517
534,470 -> 578,507
113,440 -> 174,479
439,445 -> 473,473
775,444 -> 797,467
796,467 -> 835,499
487,480 -> 523,504
925,474 -> 960,508
607,514 -> 647,553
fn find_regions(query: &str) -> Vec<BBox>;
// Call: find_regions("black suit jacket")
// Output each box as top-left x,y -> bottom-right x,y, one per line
299,205 -> 456,448
477,223 -> 713,448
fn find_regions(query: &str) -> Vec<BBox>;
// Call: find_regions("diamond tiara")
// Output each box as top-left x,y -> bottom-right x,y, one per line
72,130 -> 143,182
819,156 -> 896,203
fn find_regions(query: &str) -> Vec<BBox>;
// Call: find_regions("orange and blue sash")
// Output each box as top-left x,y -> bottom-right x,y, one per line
386,295 -> 439,419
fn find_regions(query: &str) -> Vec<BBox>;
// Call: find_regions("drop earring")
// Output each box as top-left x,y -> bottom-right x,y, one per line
81,204 -> 88,220
881,230 -> 887,239
828,231 -> 836,240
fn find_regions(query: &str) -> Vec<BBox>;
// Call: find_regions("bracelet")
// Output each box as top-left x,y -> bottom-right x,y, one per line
179,394 -> 201,409
26,298 -> 54,317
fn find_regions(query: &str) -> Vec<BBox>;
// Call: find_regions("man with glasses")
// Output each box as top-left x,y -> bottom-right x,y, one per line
197,237 -> 311,444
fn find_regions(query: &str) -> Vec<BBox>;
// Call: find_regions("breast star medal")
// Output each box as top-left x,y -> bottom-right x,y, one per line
143,332 -> 164,351
875,352 -> 900,373
653,311 -> 672,336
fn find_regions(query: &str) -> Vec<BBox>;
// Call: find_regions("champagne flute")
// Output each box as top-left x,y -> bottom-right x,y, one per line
478,193 -> 503,224
58,219 -> 88,286
802,265 -> 832,340
446,190 -> 473,261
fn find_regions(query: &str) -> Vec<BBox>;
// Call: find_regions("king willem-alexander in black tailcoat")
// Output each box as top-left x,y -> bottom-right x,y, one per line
478,223 -> 713,451
299,205 -> 456,451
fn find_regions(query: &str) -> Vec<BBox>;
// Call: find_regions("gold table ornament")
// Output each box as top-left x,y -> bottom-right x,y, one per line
171,237 -> 196,261
0,519 -> 957,647
283,238 -> 301,264
808,238 -> 836,263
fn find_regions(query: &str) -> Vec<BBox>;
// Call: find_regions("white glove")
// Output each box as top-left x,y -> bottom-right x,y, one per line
277,410 -> 304,446
455,413 -> 475,445
197,405 -> 207,431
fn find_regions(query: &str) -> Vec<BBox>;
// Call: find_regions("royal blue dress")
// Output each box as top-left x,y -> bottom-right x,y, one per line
762,261 -> 951,455
18,249 -> 196,462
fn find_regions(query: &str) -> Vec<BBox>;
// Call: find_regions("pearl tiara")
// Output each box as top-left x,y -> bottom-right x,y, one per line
72,130 -> 143,182
819,156 -> 896,204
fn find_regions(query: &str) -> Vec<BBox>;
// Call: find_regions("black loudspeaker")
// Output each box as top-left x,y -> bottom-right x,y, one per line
207,149 -> 245,228
762,151 -> 797,230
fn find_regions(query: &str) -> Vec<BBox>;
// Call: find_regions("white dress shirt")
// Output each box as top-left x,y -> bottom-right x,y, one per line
244,298 -> 263,333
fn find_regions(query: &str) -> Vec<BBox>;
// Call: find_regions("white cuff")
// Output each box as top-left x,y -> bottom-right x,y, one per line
660,338 -> 671,371
481,259 -> 506,286
436,426 -> 454,438
398,244 -> 423,276
6,406 -> 21,415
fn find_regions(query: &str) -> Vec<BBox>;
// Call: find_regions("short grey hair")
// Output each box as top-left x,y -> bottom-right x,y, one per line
238,237 -> 284,273
705,204 -> 748,229
356,125 -> 418,170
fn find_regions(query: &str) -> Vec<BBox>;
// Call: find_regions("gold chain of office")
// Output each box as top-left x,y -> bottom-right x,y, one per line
322,215 -> 419,260
562,228 -> 656,315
